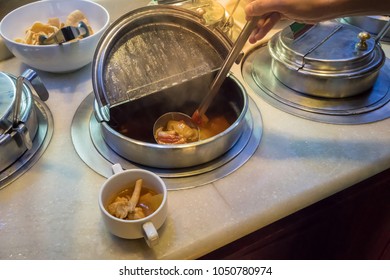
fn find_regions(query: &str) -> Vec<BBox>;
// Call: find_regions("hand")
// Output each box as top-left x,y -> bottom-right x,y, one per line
244,0 -> 390,43
247,12 -> 281,44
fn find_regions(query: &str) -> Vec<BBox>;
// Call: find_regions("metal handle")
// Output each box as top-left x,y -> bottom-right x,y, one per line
12,69 -> 49,127
355,31 -> 371,51
375,18 -> 390,44
10,69 -> 49,150
196,17 -> 260,117
12,75 -> 24,127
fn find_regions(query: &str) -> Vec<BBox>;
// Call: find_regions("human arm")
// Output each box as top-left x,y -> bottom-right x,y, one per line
244,0 -> 390,43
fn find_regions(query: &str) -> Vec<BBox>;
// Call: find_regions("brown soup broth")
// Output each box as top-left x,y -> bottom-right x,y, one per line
106,184 -> 162,217
107,84 -> 241,143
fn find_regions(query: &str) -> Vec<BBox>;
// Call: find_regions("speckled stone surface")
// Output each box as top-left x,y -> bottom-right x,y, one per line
0,0 -> 389,260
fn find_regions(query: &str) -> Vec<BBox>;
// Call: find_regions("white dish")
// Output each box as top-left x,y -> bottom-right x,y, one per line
0,0 -> 110,72
99,164 -> 168,247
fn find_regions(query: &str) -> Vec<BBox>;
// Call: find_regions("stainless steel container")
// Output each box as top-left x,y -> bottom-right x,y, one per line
94,73 -> 248,168
0,70 -> 48,172
92,5 -> 249,168
268,21 -> 386,98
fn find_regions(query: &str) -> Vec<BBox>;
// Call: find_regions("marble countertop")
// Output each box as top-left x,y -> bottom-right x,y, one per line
1,0 -> 390,260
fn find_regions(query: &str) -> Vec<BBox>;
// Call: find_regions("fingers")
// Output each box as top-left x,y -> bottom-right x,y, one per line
249,27 -> 261,44
248,12 -> 281,43
245,0 -> 277,17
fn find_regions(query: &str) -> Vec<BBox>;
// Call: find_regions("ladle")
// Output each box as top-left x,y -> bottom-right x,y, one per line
153,16 -> 260,143
39,21 -> 89,45
375,17 -> 390,44
153,112 -> 200,144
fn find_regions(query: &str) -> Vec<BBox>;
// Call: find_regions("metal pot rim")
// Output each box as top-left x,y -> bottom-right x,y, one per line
268,21 -> 385,76
269,44 -> 386,78
96,75 -> 248,168
96,73 -> 248,148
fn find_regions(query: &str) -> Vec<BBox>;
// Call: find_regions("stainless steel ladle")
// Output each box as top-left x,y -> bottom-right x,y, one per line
375,18 -> 390,44
38,21 -> 89,45
153,112 -> 200,143
153,16 -> 260,143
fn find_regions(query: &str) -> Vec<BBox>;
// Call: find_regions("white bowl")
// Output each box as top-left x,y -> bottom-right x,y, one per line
99,164 -> 168,247
0,0 -> 110,73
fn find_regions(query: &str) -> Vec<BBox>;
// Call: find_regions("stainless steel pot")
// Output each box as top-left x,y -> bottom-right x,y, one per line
94,73 -> 247,168
0,69 -> 49,172
268,21 -> 386,98
92,5 -> 249,168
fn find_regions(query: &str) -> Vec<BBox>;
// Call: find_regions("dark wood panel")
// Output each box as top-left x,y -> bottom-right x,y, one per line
0,0 -> 38,20
200,168 -> 390,260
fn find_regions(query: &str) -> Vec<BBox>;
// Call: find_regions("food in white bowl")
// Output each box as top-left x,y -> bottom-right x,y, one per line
0,0 -> 109,72
99,164 -> 168,247
14,10 -> 94,45
107,178 -> 163,220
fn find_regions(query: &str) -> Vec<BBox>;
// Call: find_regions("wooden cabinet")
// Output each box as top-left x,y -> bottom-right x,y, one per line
200,168 -> 390,259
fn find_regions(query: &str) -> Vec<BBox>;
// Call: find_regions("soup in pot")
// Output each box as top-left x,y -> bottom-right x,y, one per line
107,77 -> 242,144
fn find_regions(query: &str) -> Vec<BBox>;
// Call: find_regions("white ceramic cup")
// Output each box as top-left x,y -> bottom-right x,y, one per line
99,164 -> 168,247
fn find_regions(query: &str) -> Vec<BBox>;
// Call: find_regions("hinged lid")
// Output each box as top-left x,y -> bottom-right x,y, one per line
269,21 -> 384,74
0,72 -> 16,134
92,5 -> 232,121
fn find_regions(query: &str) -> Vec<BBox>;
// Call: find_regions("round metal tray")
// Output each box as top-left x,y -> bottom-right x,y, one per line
71,92 -> 262,190
242,43 -> 390,125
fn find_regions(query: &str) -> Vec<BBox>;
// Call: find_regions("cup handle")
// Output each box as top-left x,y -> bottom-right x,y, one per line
142,222 -> 159,247
111,163 -> 123,174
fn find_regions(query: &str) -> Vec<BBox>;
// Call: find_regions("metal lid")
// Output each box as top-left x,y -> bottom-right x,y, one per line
342,16 -> 390,42
269,21 -> 384,75
0,72 -> 15,127
0,72 -> 32,135
0,72 -> 17,134
92,5 -> 232,121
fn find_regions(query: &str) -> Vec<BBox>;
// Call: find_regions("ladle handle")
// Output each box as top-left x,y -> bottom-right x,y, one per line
375,18 -> 390,44
196,16 -> 260,117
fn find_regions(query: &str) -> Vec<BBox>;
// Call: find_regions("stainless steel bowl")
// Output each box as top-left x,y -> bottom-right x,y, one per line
268,21 -> 386,98
94,73 -> 248,168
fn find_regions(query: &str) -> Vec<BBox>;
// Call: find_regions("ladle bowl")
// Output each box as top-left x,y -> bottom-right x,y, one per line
153,112 -> 200,144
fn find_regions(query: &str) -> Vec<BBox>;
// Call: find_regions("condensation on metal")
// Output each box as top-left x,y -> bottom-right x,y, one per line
104,24 -> 223,106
